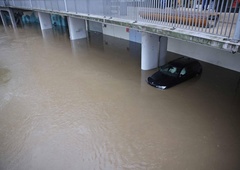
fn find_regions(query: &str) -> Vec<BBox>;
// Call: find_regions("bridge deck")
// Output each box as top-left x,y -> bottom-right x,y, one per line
0,6 -> 239,53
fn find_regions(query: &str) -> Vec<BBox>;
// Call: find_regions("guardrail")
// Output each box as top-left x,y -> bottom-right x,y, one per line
0,0 -> 240,42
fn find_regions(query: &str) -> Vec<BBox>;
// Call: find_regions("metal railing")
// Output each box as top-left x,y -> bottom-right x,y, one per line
0,0 -> 240,41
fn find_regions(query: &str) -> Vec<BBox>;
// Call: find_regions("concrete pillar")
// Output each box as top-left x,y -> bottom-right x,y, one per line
8,9 -> 17,28
0,10 -> 7,27
141,32 -> 160,70
159,36 -> 168,66
38,12 -> 52,30
67,16 -> 87,40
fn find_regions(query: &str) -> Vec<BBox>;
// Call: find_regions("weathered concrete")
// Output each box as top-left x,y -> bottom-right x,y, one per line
159,36 -> 168,66
38,12 -> 52,30
67,16 -> 87,40
0,8 -> 16,28
141,32 -> 159,70
0,10 -> 7,27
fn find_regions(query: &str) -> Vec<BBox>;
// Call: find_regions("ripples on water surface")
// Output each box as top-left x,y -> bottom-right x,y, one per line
0,25 -> 240,170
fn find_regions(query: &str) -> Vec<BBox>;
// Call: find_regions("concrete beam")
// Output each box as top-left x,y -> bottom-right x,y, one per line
67,17 -> 87,40
38,12 -> 52,30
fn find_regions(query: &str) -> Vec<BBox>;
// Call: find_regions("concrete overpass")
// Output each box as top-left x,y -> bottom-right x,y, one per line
0,0 -> 240,72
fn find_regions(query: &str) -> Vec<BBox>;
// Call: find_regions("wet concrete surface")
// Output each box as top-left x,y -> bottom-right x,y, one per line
0,25 -> 240,170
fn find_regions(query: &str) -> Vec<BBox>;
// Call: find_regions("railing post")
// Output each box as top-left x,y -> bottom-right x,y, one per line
63,0 -> 67,11
30,0 -> 32,9
57,0 -> 59,11
50,0 -> 53,11
231,12 -> 240,43
74,0 -> 77,13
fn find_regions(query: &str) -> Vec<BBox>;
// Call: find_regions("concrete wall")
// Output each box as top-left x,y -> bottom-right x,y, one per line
102,24 -> 129,41
88,21 -> 102,33
22,11 -> 39,23
129,29 -> 141,44
168,38 -> 240,72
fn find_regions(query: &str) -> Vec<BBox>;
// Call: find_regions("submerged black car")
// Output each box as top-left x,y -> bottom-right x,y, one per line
147,57 -> 202,89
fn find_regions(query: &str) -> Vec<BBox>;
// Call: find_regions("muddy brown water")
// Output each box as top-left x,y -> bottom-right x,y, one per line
0,25 -> 240,170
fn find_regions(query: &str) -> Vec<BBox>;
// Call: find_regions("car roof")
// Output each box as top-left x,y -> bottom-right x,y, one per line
168,57 -> 198,67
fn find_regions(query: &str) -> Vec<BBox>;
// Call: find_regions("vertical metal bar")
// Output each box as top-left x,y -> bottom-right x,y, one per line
152,0 -> 154,23
158,0 -> 162,24
232,10 -> 240,42
207,0 -> 216,33
220,0 -> 229,35
215,0 -> 224,35
211,0 -> 220,34
146,0 -> 149,23
44,0 -> 47,10
150,0 -> 153,23
151,0 -> 153,23
224,0 -> 234,36
74,0 -> 77,13
181,0 -> 185,28
184,0 -> 188,29
192,0 -> 197,30
64,0 -> 67,11
30,0 -> 32,9
156,0 -> 158,23
135,0 -> 137,21
137,0 -> 140,22
173,0 -> 178,28
201,0 -> 208,32
50,0 -> 53,11
87,0 -> 89,15
163,0 -> 166,24
166,0 -> 169,25
168,0 -> 172,26
228,2 -> 238,38
56,0 -> 59,11
197,0 -> 204,31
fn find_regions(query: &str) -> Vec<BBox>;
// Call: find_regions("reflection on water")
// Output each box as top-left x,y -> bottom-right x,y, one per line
0,25 -> 240,170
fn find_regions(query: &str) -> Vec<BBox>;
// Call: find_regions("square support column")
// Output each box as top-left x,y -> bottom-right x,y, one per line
141,32 -> 159,70
38,12 -> 52,30
141,32 -> 168,70
0,11 -> 7,27
159,36 -> 168,66
8,9 -> 16,28
67,17 -> 87,40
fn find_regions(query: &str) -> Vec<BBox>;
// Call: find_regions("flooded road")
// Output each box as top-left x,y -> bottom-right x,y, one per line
0,25 -> 240,170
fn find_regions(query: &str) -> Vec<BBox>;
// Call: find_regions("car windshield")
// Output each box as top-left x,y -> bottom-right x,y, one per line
160,64 -> 180,77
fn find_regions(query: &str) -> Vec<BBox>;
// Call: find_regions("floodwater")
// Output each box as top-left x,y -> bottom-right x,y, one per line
0,25 -> 240,170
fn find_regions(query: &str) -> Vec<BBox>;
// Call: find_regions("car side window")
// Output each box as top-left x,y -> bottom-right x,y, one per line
169,67 -> 177,74
180,68 -> 186,76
